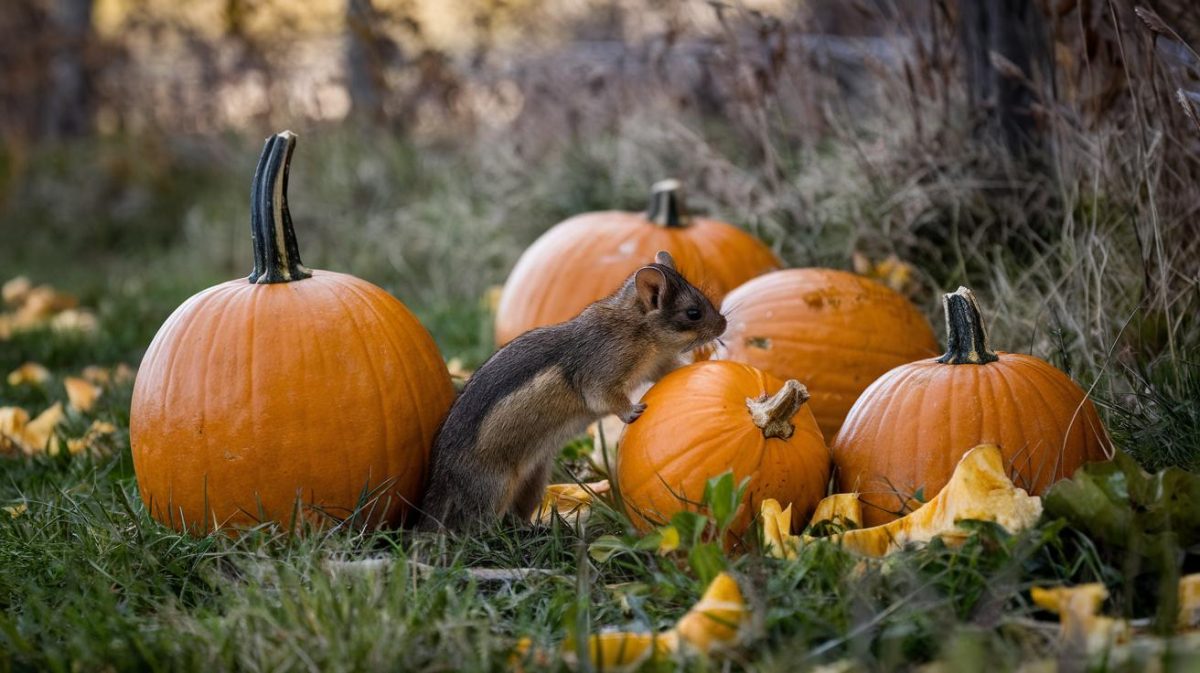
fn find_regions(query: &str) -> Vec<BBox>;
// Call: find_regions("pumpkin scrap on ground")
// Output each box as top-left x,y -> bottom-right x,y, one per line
546,571 -> 749,671
531,480 -> 610,525
762,445 -> 1042,558
808,493 -> 863,529
1031,583 -> 1130,653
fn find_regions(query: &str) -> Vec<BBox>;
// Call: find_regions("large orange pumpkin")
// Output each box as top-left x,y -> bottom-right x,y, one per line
718,268 -> 939,440
130,131 -> 454,533
831,287 -> 1113,527
617,361 -> 830,539
493,180 -> 780,345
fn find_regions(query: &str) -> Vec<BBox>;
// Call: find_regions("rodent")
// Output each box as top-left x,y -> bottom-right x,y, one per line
418,251 -> 727,532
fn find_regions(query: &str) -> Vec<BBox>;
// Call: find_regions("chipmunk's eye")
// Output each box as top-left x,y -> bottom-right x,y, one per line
686,308 -> 702,321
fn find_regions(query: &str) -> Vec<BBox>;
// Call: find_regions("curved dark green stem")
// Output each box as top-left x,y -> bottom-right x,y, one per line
936,286 -> 999,365
645,179 -> 690,227
248,130 -> 312,284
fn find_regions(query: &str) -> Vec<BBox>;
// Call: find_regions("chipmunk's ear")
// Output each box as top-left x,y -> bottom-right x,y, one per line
635,265 -> 670,311
654,251 -> 676,270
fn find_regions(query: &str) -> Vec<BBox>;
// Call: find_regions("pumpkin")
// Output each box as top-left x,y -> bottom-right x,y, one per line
493,180 -> 780,345
718,268 -> 939,440
617,361 -> 829,538
831,287 -> 1112,527
130,131 -> 454,533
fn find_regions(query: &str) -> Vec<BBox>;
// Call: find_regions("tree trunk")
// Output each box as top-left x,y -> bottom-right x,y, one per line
958,0 -> 1051,159
345,0 -> 387,124
44,0 -> 93,138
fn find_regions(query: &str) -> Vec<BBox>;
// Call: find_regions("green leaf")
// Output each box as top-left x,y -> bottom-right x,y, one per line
669,511 -> 708,548
703,471 -> 736,529
688,542 -> 726,586
588,535 -> 628,563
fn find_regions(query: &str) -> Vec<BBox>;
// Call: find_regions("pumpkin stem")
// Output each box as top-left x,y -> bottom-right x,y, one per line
746,379 -> 810,440
936,286 -> 999,365
646,179 -> 690,227
248,130 -> 313,284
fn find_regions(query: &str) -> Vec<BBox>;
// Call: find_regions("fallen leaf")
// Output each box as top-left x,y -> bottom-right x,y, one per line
24,403 -> 65,455
113,363 -> 135,385
446,357 -> 473,382
14,285 -> 77,324
1180,574 -> 1200,630
2,277 -> 32,306
852,252 -> 921,298
66,419 -> 118,456
531,480 -> 610,525
485,285 -> 504,313
3,503 -> 27,519
48,308 -> 97,334
7,362 -> 50,387
0,408 -> 31,454
64,377 -> 101,412
0,403 -> 65,455
80,365 -> 110,386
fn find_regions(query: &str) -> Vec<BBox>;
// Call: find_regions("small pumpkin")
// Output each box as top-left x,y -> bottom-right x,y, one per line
130,131 -> 454,533
719,268 -> 939,440
831,287 -> 1112,527
494,180 -> 780,345
617,361 -> 829,538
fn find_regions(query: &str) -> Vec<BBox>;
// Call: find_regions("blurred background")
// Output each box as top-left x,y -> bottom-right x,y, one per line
1,0 -> 1198,469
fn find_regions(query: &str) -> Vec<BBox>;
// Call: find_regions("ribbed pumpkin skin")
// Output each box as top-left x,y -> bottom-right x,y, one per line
832,352 -> 1112,527
494,212 -> 780,345
719,269 -> 939,440
130,270 -> 454,533
617,361 -> 830,536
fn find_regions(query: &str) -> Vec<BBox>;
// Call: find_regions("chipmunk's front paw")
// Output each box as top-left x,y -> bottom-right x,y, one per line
620,403 -> 647,424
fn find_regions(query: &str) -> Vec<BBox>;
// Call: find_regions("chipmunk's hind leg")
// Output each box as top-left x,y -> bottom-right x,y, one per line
418,468 -> 508,532
510,461 -> 551,523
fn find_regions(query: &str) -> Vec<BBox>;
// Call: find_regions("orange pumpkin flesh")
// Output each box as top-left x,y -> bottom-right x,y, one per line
617,361 -> 830,538
130,131 -> 454,533
494,180 -> 780,345
831,287 -> 1112,527
719,268 -> 939,440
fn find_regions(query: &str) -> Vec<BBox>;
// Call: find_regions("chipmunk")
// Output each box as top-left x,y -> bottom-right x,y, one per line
419,251 -> 726,532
